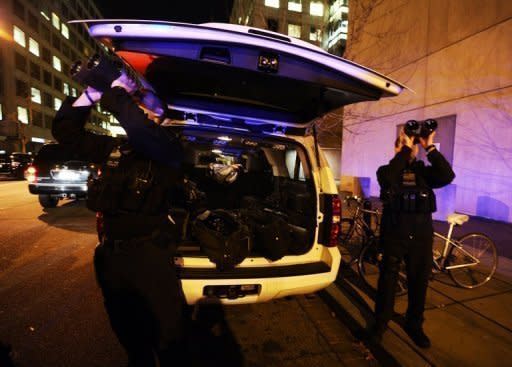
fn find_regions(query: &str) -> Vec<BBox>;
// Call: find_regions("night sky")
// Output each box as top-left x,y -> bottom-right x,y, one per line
95,0 -> 235,24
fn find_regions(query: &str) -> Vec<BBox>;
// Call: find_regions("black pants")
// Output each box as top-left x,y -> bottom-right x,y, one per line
94,238 -> 183,367
375,235 -> 433,329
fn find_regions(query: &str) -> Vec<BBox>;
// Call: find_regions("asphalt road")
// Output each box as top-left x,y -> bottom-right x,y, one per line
0,181 -> 373,367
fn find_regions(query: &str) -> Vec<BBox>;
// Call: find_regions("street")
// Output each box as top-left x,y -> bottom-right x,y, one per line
0,181 -> 372,367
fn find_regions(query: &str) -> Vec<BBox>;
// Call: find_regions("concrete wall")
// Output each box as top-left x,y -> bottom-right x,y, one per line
342,0 -> 512,222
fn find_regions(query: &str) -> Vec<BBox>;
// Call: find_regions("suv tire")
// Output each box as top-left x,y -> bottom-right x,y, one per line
39,194 -> 58,208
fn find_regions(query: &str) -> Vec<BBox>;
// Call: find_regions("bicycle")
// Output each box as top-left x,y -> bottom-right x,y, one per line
358,212 -> 499,294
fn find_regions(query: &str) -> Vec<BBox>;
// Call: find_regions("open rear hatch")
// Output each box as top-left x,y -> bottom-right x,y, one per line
72,20 -> 406,132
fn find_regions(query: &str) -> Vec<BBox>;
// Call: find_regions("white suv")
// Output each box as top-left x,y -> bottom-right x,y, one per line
78,20 -> 405,304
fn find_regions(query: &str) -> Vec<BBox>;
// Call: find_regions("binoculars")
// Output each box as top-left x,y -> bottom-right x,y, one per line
404,119 -> 438,142
70,54 -> 165,116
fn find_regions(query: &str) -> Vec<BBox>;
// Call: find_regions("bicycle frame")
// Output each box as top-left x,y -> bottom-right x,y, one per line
433,229 -> 481,271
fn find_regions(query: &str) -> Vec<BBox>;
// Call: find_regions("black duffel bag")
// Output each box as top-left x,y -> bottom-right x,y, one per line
192,210 -> 251,271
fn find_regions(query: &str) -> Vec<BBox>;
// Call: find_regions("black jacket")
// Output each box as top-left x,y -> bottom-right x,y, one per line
52,87 -> 183,238
377,146 -> 455,241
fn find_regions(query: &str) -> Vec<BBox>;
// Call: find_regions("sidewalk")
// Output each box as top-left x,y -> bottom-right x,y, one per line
328,212 -> 512,367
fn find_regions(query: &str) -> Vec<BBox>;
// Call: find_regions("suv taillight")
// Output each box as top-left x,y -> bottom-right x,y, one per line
25,166 -> 37,183
329,196 -> 342,247
319,194 -> 342,247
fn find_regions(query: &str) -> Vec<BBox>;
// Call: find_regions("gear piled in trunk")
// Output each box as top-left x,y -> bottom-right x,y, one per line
170,128 -> 317,268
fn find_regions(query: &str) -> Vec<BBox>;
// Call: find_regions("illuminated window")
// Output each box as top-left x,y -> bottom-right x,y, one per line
71,87 -> 77,97
13,26 -> 26,47
31,87 -> 41,104
63,82 -> 70,96
51,12 -> 60,30
54,97 -> 62,111
0,104 -> 3,120
52,55 -> 61,71
40,11 -> 50,21
265,0 -> 280,8
17,106 -> 29,124
288,0 -> 302,12
310,27 -> 322,41
288,24 -> 301,38
28,38 -> 39,56
310,1 -> 324,16
61,23 -> 69,39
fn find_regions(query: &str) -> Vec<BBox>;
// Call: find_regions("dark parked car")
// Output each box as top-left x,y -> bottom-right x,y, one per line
0,151 -> 33,179
26,144 -> 96,208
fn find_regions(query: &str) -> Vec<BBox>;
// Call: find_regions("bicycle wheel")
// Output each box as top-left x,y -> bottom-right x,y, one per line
358,241 -> 408,296
339,218 -> 355,245
447,233 -> 498,289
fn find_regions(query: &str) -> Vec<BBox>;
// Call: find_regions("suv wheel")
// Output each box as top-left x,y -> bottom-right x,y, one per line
38,194 -> 59,208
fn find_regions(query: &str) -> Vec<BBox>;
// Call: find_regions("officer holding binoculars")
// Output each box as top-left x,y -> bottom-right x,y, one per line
370,119 -> 455,348
52,55 -> 184,366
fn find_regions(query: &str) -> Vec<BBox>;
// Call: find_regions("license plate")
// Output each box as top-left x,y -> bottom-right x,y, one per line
203,284 -> 261,300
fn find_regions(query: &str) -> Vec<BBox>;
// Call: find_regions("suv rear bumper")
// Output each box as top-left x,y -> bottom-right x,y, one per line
178,247 -> 341,305
29,183 -> 88,196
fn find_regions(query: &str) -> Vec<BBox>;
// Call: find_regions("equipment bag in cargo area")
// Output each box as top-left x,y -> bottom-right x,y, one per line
192,210 -> 251,271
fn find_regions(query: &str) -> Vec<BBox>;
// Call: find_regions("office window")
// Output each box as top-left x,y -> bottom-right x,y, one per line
44,114 -> 53,130
51,12 -> 60,30
63,82 -> 70,95
52,33 -> 61,51
54,97 -> 62,111
30,61 -> 41,80
310,1 -> 324,16
61,23 -> 69,39
54,77 -> 62,91
31,87 -> 41,104
267,18 -> 279,32
28,12 -> 39,31
265,0 -> 280,8
71,87 -> 77,97
42,47 -> 51,63
15,53 -> 27,72
13,26 -> 26,47
32,110 -> 43,127
288,0 -> 302,12
41,25 -> 51,41
17,106 -> 29,124
310,26 -> 322,41
41,11 -> 50,21
43,70 -> 52,86
52,56 -> 62,71
62,62 -> 70,75
29,38 -> 40,56
288,24 -> 302,38
13,0 -> 25,20
16,79 -> 28,97
43,92 -> 52,107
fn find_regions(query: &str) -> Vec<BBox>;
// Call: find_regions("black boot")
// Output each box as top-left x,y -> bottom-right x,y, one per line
404,324 -> 431,348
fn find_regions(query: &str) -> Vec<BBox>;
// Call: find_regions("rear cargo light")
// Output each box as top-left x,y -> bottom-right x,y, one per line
25,166 -> 37,183
328,196 -> 342,247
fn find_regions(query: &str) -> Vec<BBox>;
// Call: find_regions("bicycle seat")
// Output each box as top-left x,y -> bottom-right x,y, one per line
447,213 -> 469,225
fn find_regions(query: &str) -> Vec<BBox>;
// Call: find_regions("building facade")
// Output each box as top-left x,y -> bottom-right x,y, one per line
0,0 -> 112,154
341,0 -> 512,223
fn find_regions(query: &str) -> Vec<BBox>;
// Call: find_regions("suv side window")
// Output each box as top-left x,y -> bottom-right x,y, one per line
285,149 -> 306,181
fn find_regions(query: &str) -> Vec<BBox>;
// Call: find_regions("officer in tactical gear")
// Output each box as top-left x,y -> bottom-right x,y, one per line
371,127 -> 455,348
52,73 -> 184,367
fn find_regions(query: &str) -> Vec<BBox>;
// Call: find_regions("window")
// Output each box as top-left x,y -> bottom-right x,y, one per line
61,23 -> 69,39
41,25 -> 51,41
15,53 -> 27,72
288,24 -> 302,38
17,106 -> 29,124
265,0 -> 279,8
42,47 -> 51,63
71,87 -> 77,97
31,87 -> 41,104
28,12 -> 39,31
16,79 -> 28,97
43,92 -> 52,107
310,1 -> 324,16
267,18 -> 279,32
13,0 -> 25,19
54,77 -> 62,91
0,104 -> 3,120
288,0 -> 302,12
43,70 -> 52,86
310,26 -> 322,41
52,56 -> 62,71
63,82 -> 70,95
40,11 -> 50,21
44,114 -> 53,129
32,110 -> 43,127
30,62 -> 41,79
13,26 -> 26,47
54,97 -> 62,111
29,38 -> 40,56
52,33 -> 61,51
51,12 -> 60,30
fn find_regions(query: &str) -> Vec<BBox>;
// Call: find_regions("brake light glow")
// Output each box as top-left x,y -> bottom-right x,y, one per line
328,196 -> 342,247
25,166 -> 37,183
